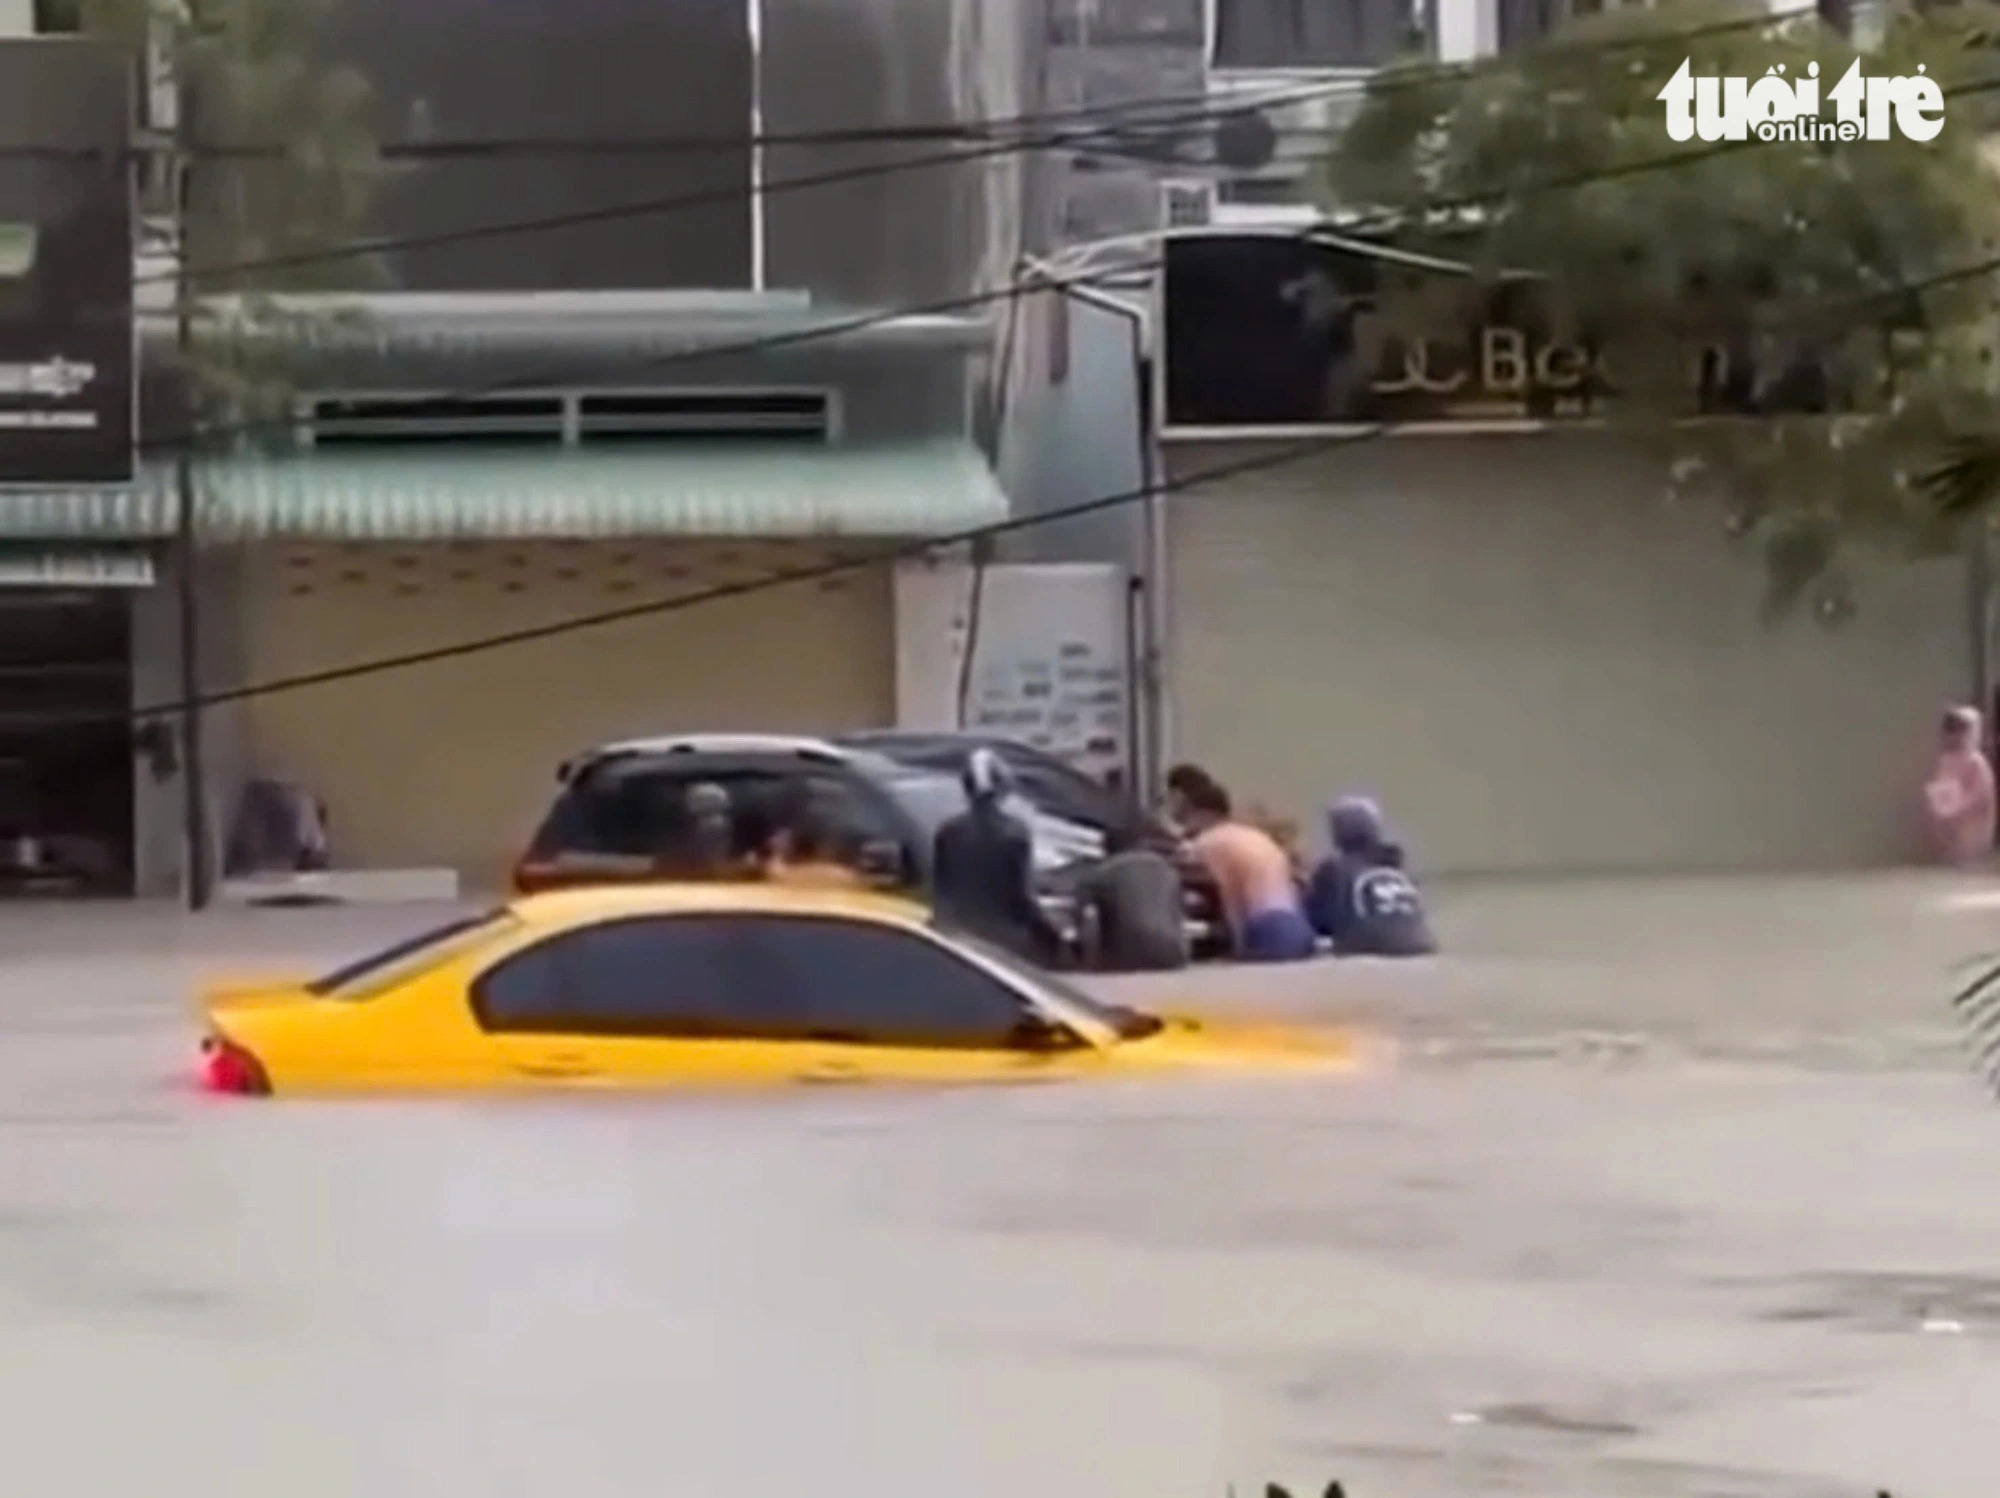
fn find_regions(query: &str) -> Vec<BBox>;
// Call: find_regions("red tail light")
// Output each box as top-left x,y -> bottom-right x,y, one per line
199,1034 -> 271,1095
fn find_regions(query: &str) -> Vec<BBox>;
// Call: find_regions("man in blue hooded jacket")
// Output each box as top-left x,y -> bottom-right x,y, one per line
1304,797 -> 1437,957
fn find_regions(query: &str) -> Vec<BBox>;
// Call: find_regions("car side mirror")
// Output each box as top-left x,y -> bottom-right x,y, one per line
1009,1011 -> 1084,1052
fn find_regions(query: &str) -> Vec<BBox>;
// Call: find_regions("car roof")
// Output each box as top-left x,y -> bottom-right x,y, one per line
505,879 -> 934,928
561,734 -> 921,784
836,731 -> 1093,774
838,729 -> 1023,755
591,733 -> 847,757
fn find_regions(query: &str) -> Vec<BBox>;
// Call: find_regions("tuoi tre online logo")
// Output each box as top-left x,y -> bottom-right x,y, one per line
1658,57 -> 1944,143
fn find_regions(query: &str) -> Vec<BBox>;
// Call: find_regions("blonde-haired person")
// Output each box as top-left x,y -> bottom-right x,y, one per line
1923,706 -> 1996,866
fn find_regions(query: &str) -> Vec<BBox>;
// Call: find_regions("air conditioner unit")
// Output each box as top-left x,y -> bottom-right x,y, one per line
1161,179 -> 1216,228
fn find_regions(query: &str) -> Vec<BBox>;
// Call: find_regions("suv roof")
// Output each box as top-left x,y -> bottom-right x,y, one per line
559,733 -> 863,783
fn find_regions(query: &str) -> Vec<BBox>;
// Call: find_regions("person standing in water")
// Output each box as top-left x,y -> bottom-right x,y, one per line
1169,772 -> 1316,963
1304,797 -> 1436,957
1923,706 -> 1997,866
931,748 -> 1067,965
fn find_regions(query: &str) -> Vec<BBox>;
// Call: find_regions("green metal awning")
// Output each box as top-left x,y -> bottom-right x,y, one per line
0,440 -> 1009,541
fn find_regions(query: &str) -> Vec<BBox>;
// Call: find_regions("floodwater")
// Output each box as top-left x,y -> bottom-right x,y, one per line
0,874 -> 1996,1497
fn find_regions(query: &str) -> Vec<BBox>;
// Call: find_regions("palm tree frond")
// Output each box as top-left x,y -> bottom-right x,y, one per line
1915,433 -> 2000,518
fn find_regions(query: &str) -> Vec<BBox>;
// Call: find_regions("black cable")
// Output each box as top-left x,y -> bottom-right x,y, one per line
0,227 -> 1987,735
955,548 -> 990,730
127,93 -> 2000,472
129,426 -> 1367,733
70,0 -> 1823,296
0,4 -> 1820,164
75,56 -> 1997,493
144,78 -> 1361,292
84,240 -> 1994,734
0,5 -> 1977,732
0,232 -> 1981,736
141,265 -> 1143,462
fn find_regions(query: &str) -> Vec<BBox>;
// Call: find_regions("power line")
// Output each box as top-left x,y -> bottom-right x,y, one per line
143,80 -> 1358,292
126,67 -> 2000,467
0,4 -> 1974,734
63,416 -> 1351,733
0,80 -> 1323,160
0,239 -> 1973,737
7,3 -> 1823,300
0,5 -> 1821,165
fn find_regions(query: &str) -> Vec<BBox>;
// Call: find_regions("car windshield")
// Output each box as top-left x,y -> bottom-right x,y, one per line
934,924 -> 1164,1041
886,770 -> 1106,872
886,770 -> 969,838
307,909 -> 520,998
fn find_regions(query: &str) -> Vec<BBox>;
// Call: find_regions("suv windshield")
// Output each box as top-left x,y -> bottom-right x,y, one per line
308,909 -> 519,998
936,924 -> 1164,1042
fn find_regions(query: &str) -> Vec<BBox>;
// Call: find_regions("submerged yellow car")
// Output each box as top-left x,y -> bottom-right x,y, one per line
196,882 -> 1356,1095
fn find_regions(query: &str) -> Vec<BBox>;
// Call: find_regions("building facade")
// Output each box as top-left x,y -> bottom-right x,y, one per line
1152,228 -> 1969,874
323,0 -> 1043,309
90,293 -> 1001,893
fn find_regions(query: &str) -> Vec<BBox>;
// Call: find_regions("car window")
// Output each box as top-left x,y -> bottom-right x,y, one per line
308,909 -> 519,999
527,770 -> 680,859
736,914 -> 1036,1049
1011,763 -> 1109,826
531,766 -> 911,870
469,912 -> 1028,1045
471,915 -> 754,1035
792,774 -> 908,860
938,925 -> 1165,1042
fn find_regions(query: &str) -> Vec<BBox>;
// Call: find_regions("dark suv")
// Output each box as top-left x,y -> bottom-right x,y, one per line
513,734 -> 1106,918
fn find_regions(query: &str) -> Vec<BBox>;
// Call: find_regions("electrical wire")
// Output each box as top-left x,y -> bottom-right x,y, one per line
141,78 -> 1361,292
123,59 -> 2000,472
78,229 -> 2000,736
108,421 -> 1357,733
0,236 -> 1978,738
19,0 -> 1838,302
0,4 -> 1987,734
148,7 -> 1989,303
0,4 -> 1822,164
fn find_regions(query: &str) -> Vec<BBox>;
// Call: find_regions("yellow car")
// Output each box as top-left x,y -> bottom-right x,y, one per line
196,882 -> 1356,1095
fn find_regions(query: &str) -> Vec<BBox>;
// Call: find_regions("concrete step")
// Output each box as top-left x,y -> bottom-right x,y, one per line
216,868 -> 460,907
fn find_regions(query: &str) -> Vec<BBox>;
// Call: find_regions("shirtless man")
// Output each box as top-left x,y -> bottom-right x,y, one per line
1168,770 -> 1316,963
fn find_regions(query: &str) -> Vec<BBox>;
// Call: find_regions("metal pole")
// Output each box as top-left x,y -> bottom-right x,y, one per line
173,106 -> 209,910
747,0 -> 765,291
1135,349 -> 1168,806
1015,257 -> 1167,803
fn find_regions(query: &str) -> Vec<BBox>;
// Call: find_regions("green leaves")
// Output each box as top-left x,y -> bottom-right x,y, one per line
1326,1 -> 2000,617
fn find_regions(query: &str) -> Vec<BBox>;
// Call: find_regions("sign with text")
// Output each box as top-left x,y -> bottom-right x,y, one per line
1159,231 -> 1836,433
0,39 -> 134,485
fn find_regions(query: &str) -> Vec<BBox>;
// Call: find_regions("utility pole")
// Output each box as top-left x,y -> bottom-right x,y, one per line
168,39 -> 209,910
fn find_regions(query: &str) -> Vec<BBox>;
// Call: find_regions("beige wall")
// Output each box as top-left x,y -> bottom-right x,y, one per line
237,540 -> 895,884
1166,434 -> 1970,874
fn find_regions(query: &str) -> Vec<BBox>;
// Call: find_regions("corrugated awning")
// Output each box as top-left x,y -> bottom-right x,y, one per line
0,440 -> 1009,541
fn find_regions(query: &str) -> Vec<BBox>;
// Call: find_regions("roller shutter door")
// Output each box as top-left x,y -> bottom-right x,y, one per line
240,540 -> 894,883
1166,434 -> 1967,873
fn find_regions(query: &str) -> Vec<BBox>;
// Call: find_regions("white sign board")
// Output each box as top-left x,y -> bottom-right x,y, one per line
893,559 -> 1130,782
